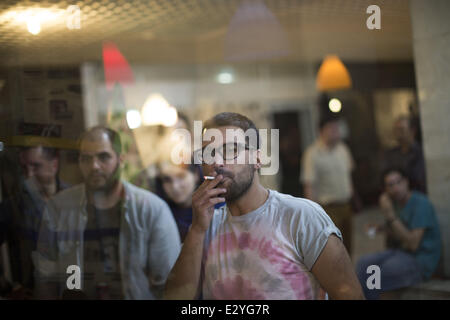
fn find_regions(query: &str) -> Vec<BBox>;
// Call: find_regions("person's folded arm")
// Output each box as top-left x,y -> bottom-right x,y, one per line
388,220 -> 425,253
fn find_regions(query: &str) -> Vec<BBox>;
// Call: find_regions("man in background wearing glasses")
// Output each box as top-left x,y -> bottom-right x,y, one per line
165,112 -> 364,300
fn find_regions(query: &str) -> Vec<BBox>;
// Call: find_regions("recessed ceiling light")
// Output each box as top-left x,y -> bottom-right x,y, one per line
217,71 -> 234,84
27,18 -> 41,35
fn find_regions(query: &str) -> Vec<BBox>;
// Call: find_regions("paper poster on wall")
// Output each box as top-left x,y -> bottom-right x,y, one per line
22,69 -> 50,123
18,122 -> 62,137
23,97 -> 49,123
49,100 -> 74,120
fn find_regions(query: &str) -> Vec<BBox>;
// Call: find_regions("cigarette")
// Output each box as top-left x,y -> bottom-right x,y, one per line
204,176 -> 215,180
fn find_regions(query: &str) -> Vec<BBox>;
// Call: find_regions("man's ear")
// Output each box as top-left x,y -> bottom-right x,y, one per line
254,149 -> 262,170
119,154 -> 125,166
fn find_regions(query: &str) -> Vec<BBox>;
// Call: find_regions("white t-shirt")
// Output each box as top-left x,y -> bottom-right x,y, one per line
301,140 -> 354,205
201,190 -> 342,300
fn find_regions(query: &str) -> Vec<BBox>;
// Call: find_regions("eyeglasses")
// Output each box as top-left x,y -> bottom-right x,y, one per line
194,142 -> 251,163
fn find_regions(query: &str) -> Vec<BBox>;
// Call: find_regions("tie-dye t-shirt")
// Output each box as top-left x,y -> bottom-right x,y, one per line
201,190 -> 342,300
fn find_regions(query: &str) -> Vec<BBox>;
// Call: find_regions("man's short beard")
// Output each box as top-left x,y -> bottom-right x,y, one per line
224,165 -> 255,202
86,162 -> 121,194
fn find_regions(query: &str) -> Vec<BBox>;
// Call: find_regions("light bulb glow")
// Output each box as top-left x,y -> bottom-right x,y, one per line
217,72 -> 234,84
27,18 -> 41,34
161,106 -> 178,127
329,98 -> 342,113
0,8 -> 65,35
141,94 -> 178,127
126,109 -> 142,129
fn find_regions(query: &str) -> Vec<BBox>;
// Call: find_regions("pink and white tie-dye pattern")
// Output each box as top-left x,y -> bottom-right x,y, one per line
201,190 -> 341,300
204,230 -> 320,300
210,275 -> 267,300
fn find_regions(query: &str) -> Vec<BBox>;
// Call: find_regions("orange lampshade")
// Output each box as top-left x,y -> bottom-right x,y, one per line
316,55 -> 352,91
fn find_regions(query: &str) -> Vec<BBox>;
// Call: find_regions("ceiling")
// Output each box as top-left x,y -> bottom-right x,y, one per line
0,0 -> 413,66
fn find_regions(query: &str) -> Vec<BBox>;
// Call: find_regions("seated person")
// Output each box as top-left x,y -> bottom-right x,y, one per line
356,167 -> 441,299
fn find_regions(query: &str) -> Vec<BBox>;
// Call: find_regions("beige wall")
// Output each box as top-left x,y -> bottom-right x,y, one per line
411,0 -> 450,277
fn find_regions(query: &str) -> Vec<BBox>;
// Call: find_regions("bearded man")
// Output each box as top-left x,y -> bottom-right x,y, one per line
33,126 -> 180,300
164,112 -> 364,300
